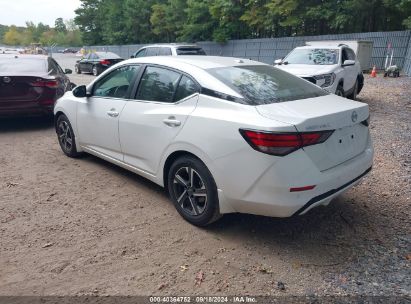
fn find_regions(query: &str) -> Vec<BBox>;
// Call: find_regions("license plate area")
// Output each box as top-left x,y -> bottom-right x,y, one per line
302,124 -> 368,171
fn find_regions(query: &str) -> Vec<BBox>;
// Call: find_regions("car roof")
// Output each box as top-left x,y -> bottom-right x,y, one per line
142,44 -> 201,48
128,55 -> 265,70
107,56 -> 267,98
294,45 -> 342,50
95,51 -> 121,58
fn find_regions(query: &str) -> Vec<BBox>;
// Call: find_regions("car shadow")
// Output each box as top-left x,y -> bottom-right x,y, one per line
80,153 -> 167,196
0,116 -> 54,133
74,152 -> 388,270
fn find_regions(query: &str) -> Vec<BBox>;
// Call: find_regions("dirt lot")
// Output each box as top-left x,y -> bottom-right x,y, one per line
0,59 -> 410,298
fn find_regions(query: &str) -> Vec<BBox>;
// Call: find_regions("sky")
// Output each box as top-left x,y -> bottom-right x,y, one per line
0,0 -> 81,27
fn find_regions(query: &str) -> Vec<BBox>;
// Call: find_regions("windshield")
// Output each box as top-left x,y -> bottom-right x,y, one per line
284,48 -> 339,65
176,47 -> 206,55
0,58 -> 46,73
207,65 -> 328,105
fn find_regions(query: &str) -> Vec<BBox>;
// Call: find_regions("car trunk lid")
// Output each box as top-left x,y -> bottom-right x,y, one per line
256,95 -> 370,171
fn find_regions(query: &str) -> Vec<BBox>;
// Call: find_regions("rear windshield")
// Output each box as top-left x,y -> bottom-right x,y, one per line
284,48 -> 339,65
207,65 -> 328,105
95,52 -> 121,59
176,47 -> 206,55
0,58 -> 46,73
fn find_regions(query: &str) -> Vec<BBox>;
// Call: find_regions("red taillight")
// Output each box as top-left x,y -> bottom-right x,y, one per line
290,185 -> 316,192
240,129 -> 333,156
100,59 -> 111,65
31,79 -> 58,88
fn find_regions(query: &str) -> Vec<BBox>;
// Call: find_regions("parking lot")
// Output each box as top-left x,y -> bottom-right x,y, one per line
0,54 -> 410,297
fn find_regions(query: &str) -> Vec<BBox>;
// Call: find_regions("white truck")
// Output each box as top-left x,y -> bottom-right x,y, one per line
274,42 -> 367,99
306,40 -> 373,71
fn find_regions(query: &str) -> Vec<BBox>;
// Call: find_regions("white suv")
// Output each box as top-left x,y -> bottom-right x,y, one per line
131,44 -> 206,58
274,45 -> 364,99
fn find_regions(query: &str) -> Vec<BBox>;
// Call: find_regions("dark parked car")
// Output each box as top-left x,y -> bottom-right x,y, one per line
63,48 -> 77,54
0,54 -> 73,117
75,52 -> 124,76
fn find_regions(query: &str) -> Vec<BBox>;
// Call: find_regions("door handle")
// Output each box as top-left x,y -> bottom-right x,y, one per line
107,109 -> 119,117
163,117 -> 181,127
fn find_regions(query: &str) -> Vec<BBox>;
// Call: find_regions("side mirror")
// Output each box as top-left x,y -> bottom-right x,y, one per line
130,55 -> 135,58
274,59 -> 283,65
64,68 -> 72,74
72,85 -> 88,98
342,60 -> 355,67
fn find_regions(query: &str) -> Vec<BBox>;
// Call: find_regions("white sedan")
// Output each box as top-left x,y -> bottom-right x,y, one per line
54,56 -> 373,226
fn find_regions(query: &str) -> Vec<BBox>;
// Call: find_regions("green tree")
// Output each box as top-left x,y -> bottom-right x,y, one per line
72,0 -> 411,44
3,25 -> 23,45
74,0 -> 103,44
209,0 -> 249,42
55,18 -> 67,33
179,0 -> 216,42
150,0 -> 187,42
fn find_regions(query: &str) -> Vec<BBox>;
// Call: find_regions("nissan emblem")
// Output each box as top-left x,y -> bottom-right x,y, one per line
351,111 -> 358,123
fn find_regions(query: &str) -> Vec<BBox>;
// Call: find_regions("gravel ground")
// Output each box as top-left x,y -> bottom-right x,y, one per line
0,60 -> 410,299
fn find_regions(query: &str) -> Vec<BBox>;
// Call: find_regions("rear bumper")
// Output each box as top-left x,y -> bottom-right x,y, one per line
292,166 -> 371,216
0,104 -> 54,117
215,136 -> 373,217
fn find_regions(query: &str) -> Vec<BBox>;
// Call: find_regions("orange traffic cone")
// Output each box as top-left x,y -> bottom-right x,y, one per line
371,65 -> 377,77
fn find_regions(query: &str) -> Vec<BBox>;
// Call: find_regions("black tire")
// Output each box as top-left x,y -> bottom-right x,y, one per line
335,84 -> 344,97
92,65 -> 101,76
167,156 -> 221,227
56,114 -> 82,158
75,65 -> 81,74
347,80 -> 358,100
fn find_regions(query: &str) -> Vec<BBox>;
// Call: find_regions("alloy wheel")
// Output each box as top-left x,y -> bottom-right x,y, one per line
93,66 -> 98,76
58,121 -> 73,153
172,166 -> 207,216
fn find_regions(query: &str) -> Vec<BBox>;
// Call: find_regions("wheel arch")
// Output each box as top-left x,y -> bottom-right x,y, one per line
163,150 -> 207,190
161,148 -> 235,215
357,73 -> 364,94
54,109 -> 83,153
54,110 -> 66,130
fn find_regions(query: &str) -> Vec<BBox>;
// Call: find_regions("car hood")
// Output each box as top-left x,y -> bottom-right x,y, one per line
275,64 -> 336,77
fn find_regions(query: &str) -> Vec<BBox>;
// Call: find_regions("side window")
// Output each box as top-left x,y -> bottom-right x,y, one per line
83,53 -> 90,60
48,59 -> 58,74
93,65 -> 140,98
90,53 -> 97,60
51,58 -> 64,74
136,66 -> 181,103
341,48 -> 349,63
135,49 -> 146,58
146,47 -> 159,56
159,47 -> 172,56
175,76 -> 199,101
347,49 -> 356,60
